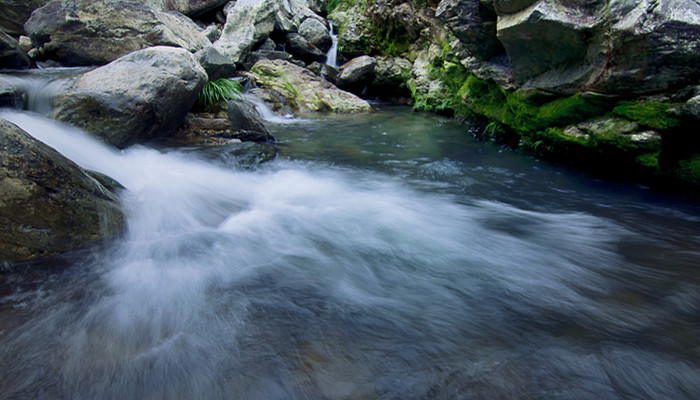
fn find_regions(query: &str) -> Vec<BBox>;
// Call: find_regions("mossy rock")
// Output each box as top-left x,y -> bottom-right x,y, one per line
0,119 -> 125,265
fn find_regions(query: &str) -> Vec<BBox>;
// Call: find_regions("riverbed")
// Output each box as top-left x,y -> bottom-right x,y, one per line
1,105 -> 699,399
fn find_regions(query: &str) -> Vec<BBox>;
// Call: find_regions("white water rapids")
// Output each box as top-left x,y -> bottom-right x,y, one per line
0,104 -> 699,399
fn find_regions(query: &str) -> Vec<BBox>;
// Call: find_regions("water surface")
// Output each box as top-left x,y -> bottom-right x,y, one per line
0,105 -> 699,399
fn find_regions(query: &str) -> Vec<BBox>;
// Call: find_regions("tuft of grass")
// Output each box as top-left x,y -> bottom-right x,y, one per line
196,78 -> 243,109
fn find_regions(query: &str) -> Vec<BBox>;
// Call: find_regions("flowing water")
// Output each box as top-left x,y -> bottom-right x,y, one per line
326,22 -> 339,68
0,99 -> 699,399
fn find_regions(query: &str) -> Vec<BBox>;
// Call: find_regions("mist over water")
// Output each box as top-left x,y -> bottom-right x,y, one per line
1,107 -> 699,399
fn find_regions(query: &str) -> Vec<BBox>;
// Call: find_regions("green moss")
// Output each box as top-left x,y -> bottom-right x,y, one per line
673,154 -> 700,184
612,101 -> 681,131
636,152 -> 660,169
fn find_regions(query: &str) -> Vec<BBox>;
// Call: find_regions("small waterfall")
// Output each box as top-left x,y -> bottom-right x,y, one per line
326,21 -> 339,67
0,68 -> 87,115
243,93 -> 304,124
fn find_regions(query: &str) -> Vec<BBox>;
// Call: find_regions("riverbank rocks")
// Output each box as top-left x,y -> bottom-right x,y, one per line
0,119 -> 124,264
227,100 -> 276,142
0,32 -> 32,69
24,0 -> 211,66
137,0 -> 229,17
53,46 -> 207,149
248,59 -> 371,113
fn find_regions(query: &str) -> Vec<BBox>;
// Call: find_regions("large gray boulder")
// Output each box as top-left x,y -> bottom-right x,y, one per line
53,46 -> 207,148
0,118 -> 124,264
337,55 -> 377,91
213,0 -> 277,65
248,59 -> 372,112
436,0 -> 503,61
494,0 -> 700,95
592,0 -> 700,95
0,31 -> 32,69
298,17 -> 332,52
373,56 -> 413,97
24,0 -> 211,66
0,0 -> 50,36
496,0 -> 602,89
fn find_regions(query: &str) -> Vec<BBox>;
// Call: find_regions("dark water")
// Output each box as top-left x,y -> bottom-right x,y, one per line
0,106 -> 699,399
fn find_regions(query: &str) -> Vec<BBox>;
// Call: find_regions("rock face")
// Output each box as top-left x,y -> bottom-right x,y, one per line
298,17 -> 332,53
227,100 -> 276,142
495,0 -> 700,95
213,0 -> 277,65
24,0 -> 211,66
436,0 -> 503,61
53,46 -> 207,149
0,119 -> 124,264
248,59 -> 371,113
137,0 -> 229,17
0,0 -> 50,36
0,31 -> 32,69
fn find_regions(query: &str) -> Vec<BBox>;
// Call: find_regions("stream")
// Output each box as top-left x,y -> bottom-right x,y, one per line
0,95 -> 699,399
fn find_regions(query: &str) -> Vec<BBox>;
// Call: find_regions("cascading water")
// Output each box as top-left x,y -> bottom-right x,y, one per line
326,21 -> 339,67
1,74 -> 700,399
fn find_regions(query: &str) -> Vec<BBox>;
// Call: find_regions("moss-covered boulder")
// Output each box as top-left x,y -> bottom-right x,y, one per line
248,59 -> 371,113
53,46 -> 207,149
24,0 -> 211,66
0,119 -> 124,264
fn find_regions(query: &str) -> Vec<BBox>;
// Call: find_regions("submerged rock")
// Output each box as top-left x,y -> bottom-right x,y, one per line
0,118 -> 124,264
24,0 -> 211,66
53,46 -> 207,149
248,59 -> 371,113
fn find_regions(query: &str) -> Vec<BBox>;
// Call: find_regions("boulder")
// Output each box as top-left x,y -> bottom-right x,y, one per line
681,94 -> 700,121
299,17 -> 332,53
436,0 -> 503,61
0,78 -> 24,108
284,33 -> 327,64
227,100 -> 276,142
53,46 -> 207,149
337,55 -> 376,92
0,118 -> 124,264
213,0 -> 277,65
0,31 -> 32,69
0,0 -> 50,36
591,0 -> 700,95
496,0 -> 602,89
306,61 -> 339,82
275,0 -> 323,34
195,46 -> 236,80
24,0 -> 211,66
373,56 -> 413,98
248,59 -> 372,113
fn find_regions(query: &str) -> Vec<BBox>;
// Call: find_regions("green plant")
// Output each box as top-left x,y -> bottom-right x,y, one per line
196,78 -> 243,109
